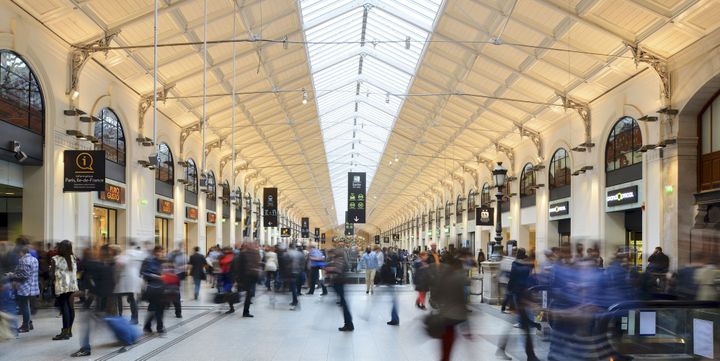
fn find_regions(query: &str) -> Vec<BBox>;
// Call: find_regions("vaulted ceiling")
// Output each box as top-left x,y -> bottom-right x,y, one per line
14,0 -> 720,232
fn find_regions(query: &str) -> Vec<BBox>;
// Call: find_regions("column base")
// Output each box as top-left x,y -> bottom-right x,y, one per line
481,261 -> 501,304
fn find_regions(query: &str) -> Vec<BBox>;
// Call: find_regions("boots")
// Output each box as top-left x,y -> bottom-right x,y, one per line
52,328 -> 71,340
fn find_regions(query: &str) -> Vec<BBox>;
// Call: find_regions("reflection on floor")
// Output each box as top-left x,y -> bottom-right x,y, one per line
0,284 -> 548,361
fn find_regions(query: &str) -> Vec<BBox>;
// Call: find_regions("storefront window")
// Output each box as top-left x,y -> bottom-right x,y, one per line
605,117 -> 642,172
94,108 -> 125,165
549,148 -> 570,189
93,206 -> 117,246
155,143 -> 174,184
0,50 -> 44,134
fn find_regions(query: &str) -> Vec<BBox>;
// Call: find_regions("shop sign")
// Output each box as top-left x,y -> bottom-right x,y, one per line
186,207 -> 198,220
207,212 -> 216,224
99,184 -> 124,204
301,217 -> 310,238
392,234 -> 400,242
63,150 -> 105,192
374,235 -> 380,244
606,186 -> 638,207
383,236 -> 390,243
347,172 -> 366,223
549,201 -> 569,217
157,199 -> 173,215
263,187 -> 278,227
476,206 -> 494,226
280,227 -> 290,237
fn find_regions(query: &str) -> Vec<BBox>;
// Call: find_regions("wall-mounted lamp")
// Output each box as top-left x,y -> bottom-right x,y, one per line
580,165 -> 594,172
657,107 -> 678,115
571,145 -> 586,152
531,164 -> 545,171
136,136 -> 154,147
638,115 -> 658,122
63,108 -> 86,116
79,114 -> 101,123
177,160 -> 189,167
10,141 -> 27,163
639,144 -> 657,152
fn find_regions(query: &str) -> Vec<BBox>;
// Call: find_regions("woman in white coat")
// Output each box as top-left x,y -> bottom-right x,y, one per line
113,242 -> 146,324
264,246 -> 279,291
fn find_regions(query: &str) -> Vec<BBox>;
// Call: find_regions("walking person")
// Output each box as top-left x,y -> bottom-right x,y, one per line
233,242 -> 261,317
306,243 -> 327,295
326,245 -> 353,331
189,247 -> 207,300
432,256 -> 469,361
114,241 -> 144,324
11,245 -> 39,334
284,244 -> 305,310
51,240 -> 79,341
359,247 -> 379,294
141,246 -> 166,334
167,244 -> 186,318
414,251 -> 430,310
264,246 -> 279,291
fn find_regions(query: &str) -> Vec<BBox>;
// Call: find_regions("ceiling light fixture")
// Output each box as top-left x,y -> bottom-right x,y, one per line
302,88 -> 308,105
385,92 -> 390,104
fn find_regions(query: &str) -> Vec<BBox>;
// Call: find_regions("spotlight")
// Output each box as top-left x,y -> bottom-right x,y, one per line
136,136 -> 154,146
394,153 -> 399,162
571,146 -> 586,152
177,160 -> 189,167
638,115 -> 658,122
63,108 -> 86,116
84,135 -> 100,144
10,141 -> 27,163
639,144 -> 657,152
572,170 -> 582,176
580,165 -> 594,172
66,129 -> 83,137
70,90 -> 80,100
78,114 -> 100,123
657,107 -> 678,115
302,88 -> 308,105
580,142 -> 595,149
532,164 -> 545,171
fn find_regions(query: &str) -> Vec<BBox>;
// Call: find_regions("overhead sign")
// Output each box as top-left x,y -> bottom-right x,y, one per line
280,227 -> 291,237
263,188 -> 278,227
157,199 -> 173,215
301,217 -> 310,238
321,233 -> 326,244
392,234 -> 400,242
207,212 -> 216,224
476,206 -> 494,226
347,172 -> 366,223
344,222 -> 354,236
314,227 -> 320,241
549,201 -> 569,217
374,235 -> 380,244
383,236 -> 390,243
186,207 -> 198,220
606,185 -> 639,207
63,150 -> 105,192
98,184 -> 124,204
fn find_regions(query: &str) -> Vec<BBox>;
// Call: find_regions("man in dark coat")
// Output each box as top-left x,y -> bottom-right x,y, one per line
189,247 -> 206,300
232,242 -> 261,317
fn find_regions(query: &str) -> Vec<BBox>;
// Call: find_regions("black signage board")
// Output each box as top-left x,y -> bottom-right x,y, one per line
347,172 -> 366,223
63,150 -> 105,192
301,217 -> 310,238
280,227 -> 290,237
383,236 -> 390,243
549,201 -> 570,217
314,227 -> 320,241
606,185 -> 639,207
392,234 -> 400,242
263,188 -> 278,227
344,222 -> 354,236
321,233 -> 326,244
374,235 -> 380,244
476,206 -> 494,226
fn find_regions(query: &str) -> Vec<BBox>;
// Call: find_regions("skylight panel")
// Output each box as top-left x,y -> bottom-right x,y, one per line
300,0 -> 442,224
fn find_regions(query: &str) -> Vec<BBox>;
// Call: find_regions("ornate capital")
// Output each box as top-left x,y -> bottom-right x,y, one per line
69,31 -> 120,99
494,143 -> 515,172
518,124 -> 543,160
626,42 -> 670,104
204,139 -> 223,157
180,122 -> 202,153
138,84 -> 175,135
558,93 -> 592,145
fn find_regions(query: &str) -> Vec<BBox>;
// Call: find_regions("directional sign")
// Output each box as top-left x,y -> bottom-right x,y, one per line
263,188 -> 278,227
301,217 -> 310,238
347,172 -> 366,223
392,234 -> 400,242
280,228 -> 291,237
344,222 -> 354,236
374,235 -> 380,245
320,233 -> 326,244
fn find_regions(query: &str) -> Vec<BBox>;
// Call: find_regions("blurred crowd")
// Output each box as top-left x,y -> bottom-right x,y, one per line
1,235 -> 718,361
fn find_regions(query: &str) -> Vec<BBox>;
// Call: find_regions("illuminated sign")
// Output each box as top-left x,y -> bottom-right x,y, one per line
476,206 -> 494,226
63,150 -> 105,192
549,201 -> 569,217
606,186 -> 638,207
157,199 -> 173,215
99,184 -> 124,204
207,212 -> 217,224
186,207 -> 198,220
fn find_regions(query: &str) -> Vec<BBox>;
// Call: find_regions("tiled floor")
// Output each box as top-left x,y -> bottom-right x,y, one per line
0,284 -> 548,361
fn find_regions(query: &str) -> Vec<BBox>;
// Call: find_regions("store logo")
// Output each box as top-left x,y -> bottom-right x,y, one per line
549,201 -> 569,217
606,186 -> 638,206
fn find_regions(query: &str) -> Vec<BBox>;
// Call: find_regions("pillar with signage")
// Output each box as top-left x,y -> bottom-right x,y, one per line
263,188 -> 278,245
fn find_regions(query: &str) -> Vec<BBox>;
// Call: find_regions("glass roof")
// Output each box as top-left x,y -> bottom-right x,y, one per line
300,0 -> 443,224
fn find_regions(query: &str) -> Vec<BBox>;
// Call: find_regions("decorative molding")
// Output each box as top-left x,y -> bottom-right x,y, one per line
462,164 -> 479,190
204,139 -> 223,157
179,122 -> 201,153
138,84 -> 175,136
626,42 -> 670,104
494,143 -> 515,172
69,31 -> 120,98
518,124 -> 543,160
558,93 -> 592,145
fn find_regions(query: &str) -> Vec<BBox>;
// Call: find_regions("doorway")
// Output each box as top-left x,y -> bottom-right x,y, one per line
206,226 -> 217,251
0,185 -> 22,242
93,206 -> 117,247
155,217 -> 171,251
625,209 -> 643,270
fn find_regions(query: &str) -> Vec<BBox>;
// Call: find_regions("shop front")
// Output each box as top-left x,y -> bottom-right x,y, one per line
155,198 -> 174,251
206,211 -> 217,250
184,206 -> 198,255
606,183 -> 644,270
548,200 -> 570,247
93,183 -> 126,247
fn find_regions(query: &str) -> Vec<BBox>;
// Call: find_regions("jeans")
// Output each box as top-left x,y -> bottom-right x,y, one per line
390,287 -> 399,323
116,293 -> 138,322
56,292 -> 75,330
365,269 -> 376,292
16,295 -> 31,328
144,297 -> 165,331
193,276 -> 202,299
265,271 -> 277,290
332,283 -> 352,327
308,267 -> 326,294
289,273 -> 300,305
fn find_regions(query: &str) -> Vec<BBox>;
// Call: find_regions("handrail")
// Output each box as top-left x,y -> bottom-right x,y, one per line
608,300 -> 720,312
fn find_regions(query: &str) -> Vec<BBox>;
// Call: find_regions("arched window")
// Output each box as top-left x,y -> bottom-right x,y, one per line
0,50 -> 44,134
444,200 -> 451,223
184,158 -> 198,193
699,93 -> 720,190
455,194 -> 463,223
606,116 -> 642,172
549,148 -> 570,189
221,180 -> 230,203
467,189 -> 477,220
520,163 -> 536,197
94,108 -> 125,165
481,182 -> 491,205
155,143 -> 174,184
206,171 -> 216,200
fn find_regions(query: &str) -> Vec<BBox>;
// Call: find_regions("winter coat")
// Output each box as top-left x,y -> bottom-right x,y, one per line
52,255 -> 79,295
114,248 -> 145,294
264,251 -> 279,272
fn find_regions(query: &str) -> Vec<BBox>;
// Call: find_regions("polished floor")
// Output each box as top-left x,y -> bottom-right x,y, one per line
0,283 -> 548,361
